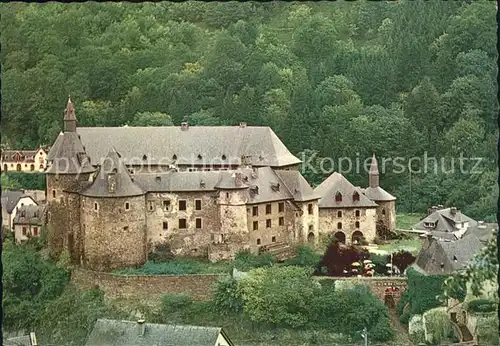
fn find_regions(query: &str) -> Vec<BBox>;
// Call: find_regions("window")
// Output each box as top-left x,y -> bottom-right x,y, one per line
257,238 -> 261,245
253,221 -> 258,230
335,192 -> 342,202
279,217 -> 284,226
278,202 -> 284,213
179,218 -> 187,229
355,221 -> 360,228
163,222 -> 168,230
309,225 -> 313,232
266,204 -> 272,214
308,203 -> 313,215
33,227 -> 38,236
163,200 -> 170,211
22,227 -> 27,236
94,202 -> 98,211
226,192 -> 229,199
353,192 -> 360,202
149,201 -> 154,211
252,206 -> 258,216
355,210 -> 360,217
123,226 -> 129,231
179,200 -> 187,211
30,164 -> 35,171
337,210 -> 342,218
337,222 -> 342,229
125,202 -> 130,210
195,199 -> 202,211
382,209 -> 386,215
266,219 -> 271,228
272,236 -> 276,243
52,190 -> 56,198
196,218 -> 202,229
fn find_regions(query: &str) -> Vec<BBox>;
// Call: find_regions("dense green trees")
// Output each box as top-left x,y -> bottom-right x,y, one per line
1,1 -> 496,219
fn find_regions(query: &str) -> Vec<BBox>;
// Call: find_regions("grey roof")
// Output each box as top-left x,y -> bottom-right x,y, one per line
244,166 -> 295,204
75,126 -> 301,167
275,170 -> 320,202
46,132 -> 96,174
314,172 -> 378,208
133,171 -> 222,192
463,222 -> 498,242
13,204 -> 43,226
81,148 -> 145,198
412,208 -> 477,233
215,171 -> 249,190
363,186 -> 396,202
47,132 -> 64,161
85,319 -> 233,346
1,191 -> 36,214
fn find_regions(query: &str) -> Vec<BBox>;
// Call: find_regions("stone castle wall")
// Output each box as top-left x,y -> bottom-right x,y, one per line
71,268 -> 227,302
318,207 -> 377,244
81,195 -> 147,271
376,200 -> 396,231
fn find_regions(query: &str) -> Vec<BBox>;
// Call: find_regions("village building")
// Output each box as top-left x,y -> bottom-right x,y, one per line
85,319 -> 233,346
1,147 -> 48,172
1,190 -> 38,230
12,204 -> 44,243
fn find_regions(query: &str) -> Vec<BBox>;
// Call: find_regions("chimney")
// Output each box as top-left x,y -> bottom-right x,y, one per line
181,122 -> 189,131
450,207 -> 457,215
137,319 -> 146,337
239,122 -> 247,128
235,172 -> 243,186
29,332 -> 38,346
241,154 -> 252,167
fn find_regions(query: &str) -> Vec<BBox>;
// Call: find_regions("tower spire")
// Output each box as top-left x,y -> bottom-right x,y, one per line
369,153 -> 379,188
63,95 -> 77,132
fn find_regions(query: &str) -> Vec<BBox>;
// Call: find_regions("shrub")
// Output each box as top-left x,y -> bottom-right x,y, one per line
407,267 -> 447,315
162,293 -> 193,313
234,250 -> 276,271
389,250 -> 416,273
370,252 -> 388,275
211,277 -> 243,315
476,313 -> 500,345
283,245 -> 321,268
148,242 -> 175,262
396,289 -> 410,317
467,299 -> 497,313
422,307 -> 454,345
4,172 -> 46,190
408,314 -> 425,344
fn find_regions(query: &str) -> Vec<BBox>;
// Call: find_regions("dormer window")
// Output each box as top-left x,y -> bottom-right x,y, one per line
142,155 -> 147,161
172,154 -> 177,161
453,256 -> 458,262
222,154 -> 227,160
197,154 -> 202,160
353,192 -> 360,202
335,192 -> 342,202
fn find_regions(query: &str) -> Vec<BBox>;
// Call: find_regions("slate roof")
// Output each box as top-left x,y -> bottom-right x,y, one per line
1,150 -> 39,163
46,132 -> 96,174
314,172 -> 378,208
81,148 -> 145,198
1,191 -> 36,214
13,205 -> 43,226
75,126 -> 301,168
85,319 -> 233,346
275,170 -> 320,202
214,171 -> 250,190
363,186 -> 396,202
463,222 -> 498,242
243,166 -> 295,204
412,208 -> 477,233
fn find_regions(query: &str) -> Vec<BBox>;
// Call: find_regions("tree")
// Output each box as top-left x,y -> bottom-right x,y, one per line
319,241 -> 369,276
130,111 -> 174,126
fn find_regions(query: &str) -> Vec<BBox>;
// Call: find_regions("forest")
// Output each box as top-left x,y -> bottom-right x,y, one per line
1,1 -> 497,220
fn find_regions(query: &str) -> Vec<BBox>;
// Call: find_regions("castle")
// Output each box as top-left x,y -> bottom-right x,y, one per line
45,98 -> 396,271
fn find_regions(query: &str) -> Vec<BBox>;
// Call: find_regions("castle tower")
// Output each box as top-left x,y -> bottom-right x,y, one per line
364,153 -> 396,231
45,97 -> 96,262
80,148 -> 147,271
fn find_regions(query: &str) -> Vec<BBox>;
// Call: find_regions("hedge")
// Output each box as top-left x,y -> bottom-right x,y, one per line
3,172 -> 46,190
406,267 -> 447,315
467,299 -> 497,313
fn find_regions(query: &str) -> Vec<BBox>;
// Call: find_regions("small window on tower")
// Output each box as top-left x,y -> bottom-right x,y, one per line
94,202 -> 98,211
125,202 -> 130,210
308,203 -> 313,215
355,221 -> 360,228
337,222 -> 342,229
382,209 -> 386,215
52,190 -> 56,198
337,210 -> 342,218
355,210 -> 360,217
163,221 -> 168,230
256,238 -> 261,245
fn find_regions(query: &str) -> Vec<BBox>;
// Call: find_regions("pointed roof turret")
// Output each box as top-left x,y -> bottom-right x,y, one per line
363,153 -> 396,202
368,153 -> 379,188
81,148 -> 144,198
63,95 -> 77,132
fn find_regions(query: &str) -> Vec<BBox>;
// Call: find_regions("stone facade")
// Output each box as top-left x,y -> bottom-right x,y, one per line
318,207 -> 377,244
1,147 -> 48,173
375,200 -> 396,231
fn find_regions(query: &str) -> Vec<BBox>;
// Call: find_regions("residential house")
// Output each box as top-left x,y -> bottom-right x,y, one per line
85,319 -> 233,346
1,147 -> 48,172
412,206 -> 477,241
13,204 -> 44,243
1,190 -> 38,230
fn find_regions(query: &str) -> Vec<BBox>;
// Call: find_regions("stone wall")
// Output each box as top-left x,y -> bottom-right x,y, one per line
318,207 -> 377,244
376,200 -> 396,231
297,201 -> 319,245
71,268 -> 227,302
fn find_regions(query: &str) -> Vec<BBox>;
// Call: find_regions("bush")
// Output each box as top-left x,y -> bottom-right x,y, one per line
283,245 -> 321,268
211,277 -> 243,315
422,307 -> 454,345
3,172 -> 46,190
234,250 -> 276,271
475,313 -> 500,345
408,314 -> 425,344
162,293 -> 193,313
467,299 -> 497,313
370,252 -> 388,275
407,267 -> 447,315
396,289 -> 410,317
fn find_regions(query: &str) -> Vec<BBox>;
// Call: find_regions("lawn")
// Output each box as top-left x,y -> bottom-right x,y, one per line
396,213 -> 425,230
374,238 -> 424,255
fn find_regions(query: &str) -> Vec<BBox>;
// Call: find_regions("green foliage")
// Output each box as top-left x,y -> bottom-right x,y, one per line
113,258 -> 231,275
162,293 -> 193,313
234,250 -> 276,271
211,277 -> 243,315
282,245 -> 321,268
406,267 -> 447,315
408,315 -> 425,344
130,111 -> 174,126
2,172 -> 46,190
466,299 -> 497,313
422,307 -> 454,345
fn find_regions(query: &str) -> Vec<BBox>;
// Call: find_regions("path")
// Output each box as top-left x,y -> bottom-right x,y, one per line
388,307 -> 414,346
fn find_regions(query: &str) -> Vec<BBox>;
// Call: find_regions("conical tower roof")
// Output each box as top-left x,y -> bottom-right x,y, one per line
81,148 -> 144,198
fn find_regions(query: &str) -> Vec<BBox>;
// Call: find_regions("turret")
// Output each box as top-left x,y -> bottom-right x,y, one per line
368,153 -> 379,188
63,96 -> 77,133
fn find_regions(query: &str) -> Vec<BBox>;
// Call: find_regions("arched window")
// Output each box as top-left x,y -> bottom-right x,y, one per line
3,164 -> 7,172
353,192 -> 360,202
355,221 -> 360,228
30,164 -> 35,171
382,209 -> 386,215
337,210 -> 342,218
335,192 -> 342,202
256,238 -> 261,245
337,222 -> 342,229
